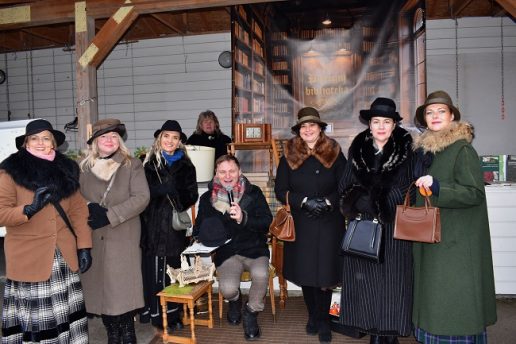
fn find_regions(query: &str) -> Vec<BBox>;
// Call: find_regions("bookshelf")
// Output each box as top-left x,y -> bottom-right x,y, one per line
268,30 -> 294,137
232,5 -> 266,132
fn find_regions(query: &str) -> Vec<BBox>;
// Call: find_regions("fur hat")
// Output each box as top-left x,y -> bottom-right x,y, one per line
87,118 -> 126,145
198,217 -> 230,247
359,97 -> 402,122
16,119 -> 65,149
415,90 -> 461,127
154,120 -> 187,143
291,107 -> 327,133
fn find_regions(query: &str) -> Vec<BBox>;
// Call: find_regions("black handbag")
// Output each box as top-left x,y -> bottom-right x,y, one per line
341,215 -> 383,263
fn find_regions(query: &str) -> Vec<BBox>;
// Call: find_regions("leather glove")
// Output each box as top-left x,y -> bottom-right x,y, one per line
87,203 -> 110,230
302,197 -> 327,218
23,186 -> 53,219
322,198 -> 333,212
77,248 -> 92,273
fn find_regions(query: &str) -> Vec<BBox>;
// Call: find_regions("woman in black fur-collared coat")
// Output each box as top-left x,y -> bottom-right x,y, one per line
338,98 -> 414,344
140,120 -> 198,329
275,107 -> 346,343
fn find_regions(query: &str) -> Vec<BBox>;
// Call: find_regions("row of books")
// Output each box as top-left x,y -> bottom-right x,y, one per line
480,155 -> 516,183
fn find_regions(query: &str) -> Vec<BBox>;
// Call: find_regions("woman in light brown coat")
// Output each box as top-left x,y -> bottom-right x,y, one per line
80,119 -> 150,344
0,119 -> 92,343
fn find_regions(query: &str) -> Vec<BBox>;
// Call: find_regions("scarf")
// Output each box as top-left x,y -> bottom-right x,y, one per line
210,175 -> 246,214
26,147 -> 56,161
162,150 -> 184,166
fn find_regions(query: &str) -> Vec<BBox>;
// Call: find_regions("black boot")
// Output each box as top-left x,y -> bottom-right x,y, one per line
242,303 -> 261,341
167,309 -> 184,331
227,293 -> 242,325
370,335 -> 382,344
385,336 -> 399,344
315,288 -> 332,343
119,312 -> 137,344
302,286 -> 318,335
102,315 -> 121,344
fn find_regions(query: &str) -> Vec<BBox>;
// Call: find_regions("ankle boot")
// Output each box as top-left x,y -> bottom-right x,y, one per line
306,314 -> 318,335
385,336 -> 399,344
318,319 -> 332,343
102,315 -> 121,344
242,303 -> 261,341
119,312 -> 137,344
227,294 -> 242,325
370,335 -> 382,344
302,286 -> 318,335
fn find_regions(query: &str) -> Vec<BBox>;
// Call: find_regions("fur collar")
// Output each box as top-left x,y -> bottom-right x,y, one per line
0,148 -> 80,203
284,133 -> 341,170
413,121 -> 474,154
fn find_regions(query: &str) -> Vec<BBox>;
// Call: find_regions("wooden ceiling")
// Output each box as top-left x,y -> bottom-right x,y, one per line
0,0 -> 514,54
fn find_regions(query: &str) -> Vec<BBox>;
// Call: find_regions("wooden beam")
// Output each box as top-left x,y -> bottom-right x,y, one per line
78,4 -> 139,70
150,13 -> 184,34
450,0 -> 474,17
496,0 -> 516,18
75,1 -> 98,151
0,0 -> 75,29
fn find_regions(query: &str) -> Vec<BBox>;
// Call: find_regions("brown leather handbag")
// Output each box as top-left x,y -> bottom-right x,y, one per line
269,191 -> 295,242
394,182 -> 441,243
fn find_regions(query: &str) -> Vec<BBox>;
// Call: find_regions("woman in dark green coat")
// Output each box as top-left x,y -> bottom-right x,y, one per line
413,90 -> 497,343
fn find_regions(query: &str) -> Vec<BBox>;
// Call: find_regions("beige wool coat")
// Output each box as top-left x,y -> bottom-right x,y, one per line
80,151 -> 150,316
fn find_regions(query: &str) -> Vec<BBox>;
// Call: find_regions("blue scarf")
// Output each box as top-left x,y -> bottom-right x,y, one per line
162,150 -> 184,166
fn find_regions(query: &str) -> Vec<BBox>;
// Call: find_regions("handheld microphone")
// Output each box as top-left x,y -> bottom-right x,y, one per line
225,186 -> 234,204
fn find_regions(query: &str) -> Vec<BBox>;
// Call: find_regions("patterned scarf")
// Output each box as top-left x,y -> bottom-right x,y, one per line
210,175 -> 246,214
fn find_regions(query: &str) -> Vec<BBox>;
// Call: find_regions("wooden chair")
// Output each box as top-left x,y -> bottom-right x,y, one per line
217,264 -> 277,324
270,138 -> 290,309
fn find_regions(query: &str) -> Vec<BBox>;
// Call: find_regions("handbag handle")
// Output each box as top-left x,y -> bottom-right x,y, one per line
403,182 -> 432,211
284,191 -> 291,212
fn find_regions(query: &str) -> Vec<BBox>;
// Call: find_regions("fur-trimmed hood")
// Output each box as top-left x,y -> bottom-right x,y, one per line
340,126 -> 413,222
413,121 -> 474,154
284,133 -> 341,170
0,148 -> 80,203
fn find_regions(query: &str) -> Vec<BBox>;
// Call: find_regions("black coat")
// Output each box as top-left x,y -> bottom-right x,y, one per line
186,132 -> 232,160
193,178 -> 272,267
274,134 -> 346,288
140,152 -> 198,257
337,126 -> 414,336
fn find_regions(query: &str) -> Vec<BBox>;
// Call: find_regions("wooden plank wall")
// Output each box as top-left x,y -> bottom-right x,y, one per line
426,17 -> 516,156
0,32 -> 231,153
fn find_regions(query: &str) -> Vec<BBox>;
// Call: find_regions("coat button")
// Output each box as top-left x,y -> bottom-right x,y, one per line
316,170 -> 320,174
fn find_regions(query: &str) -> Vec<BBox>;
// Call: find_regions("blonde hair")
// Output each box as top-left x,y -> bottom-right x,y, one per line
143,131 -> 188,169
80,132 -> 131,171
194,110 -> 222,135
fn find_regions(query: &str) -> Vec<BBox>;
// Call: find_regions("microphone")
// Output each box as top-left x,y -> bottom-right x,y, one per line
225,186 -> 234,204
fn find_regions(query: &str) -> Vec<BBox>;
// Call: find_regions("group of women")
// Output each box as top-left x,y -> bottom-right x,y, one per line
275,91 -> 497,344
0,92 -> 497,344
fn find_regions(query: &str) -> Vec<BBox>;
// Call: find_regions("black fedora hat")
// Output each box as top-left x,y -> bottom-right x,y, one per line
154,120 -> 187,143
198,217 -> 230,247
291,106 -> 327,133
359,97 -> 402,122
87,118 -> 126,145
16,119 -> 66,149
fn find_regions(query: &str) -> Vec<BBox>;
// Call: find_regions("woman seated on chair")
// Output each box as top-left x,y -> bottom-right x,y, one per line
193,154 -> 273,341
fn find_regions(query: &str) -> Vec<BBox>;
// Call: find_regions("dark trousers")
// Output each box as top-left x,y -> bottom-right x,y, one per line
141,254 -> 181,326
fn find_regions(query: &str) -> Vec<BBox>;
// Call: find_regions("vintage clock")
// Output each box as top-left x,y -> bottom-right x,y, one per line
234,123 -> 271,143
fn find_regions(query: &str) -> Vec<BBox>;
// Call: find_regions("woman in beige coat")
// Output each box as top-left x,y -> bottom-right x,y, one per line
0,119 -> 92,343
80,119 -> 150,344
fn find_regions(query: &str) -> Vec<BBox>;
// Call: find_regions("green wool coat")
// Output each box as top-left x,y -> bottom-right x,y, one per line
412,122 -> 497,336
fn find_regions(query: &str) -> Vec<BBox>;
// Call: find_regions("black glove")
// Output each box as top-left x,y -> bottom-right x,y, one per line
77,248 -> 92,273
87,203 -> 110,230
302,197 -> 327,218
23,186 -> 53,219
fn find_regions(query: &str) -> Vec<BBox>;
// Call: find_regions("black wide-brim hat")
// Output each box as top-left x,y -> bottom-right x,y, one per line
291,106 -> 327,133
359,97 -> 402,122
414,90 -> 461,127
154,120 -> 187,143
87,118 -> 126,145
198,217 -> 230,247
16,119 -> 66,149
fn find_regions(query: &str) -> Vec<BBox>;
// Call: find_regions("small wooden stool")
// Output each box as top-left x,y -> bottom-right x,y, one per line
157,280 -> 214,344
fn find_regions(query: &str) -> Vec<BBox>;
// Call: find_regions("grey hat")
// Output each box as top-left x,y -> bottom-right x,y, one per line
87,118 -> 126,145
415,90 -> 461,127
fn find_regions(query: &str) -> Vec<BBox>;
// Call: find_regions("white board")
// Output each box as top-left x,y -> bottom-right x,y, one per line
0,119 -> 34,237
